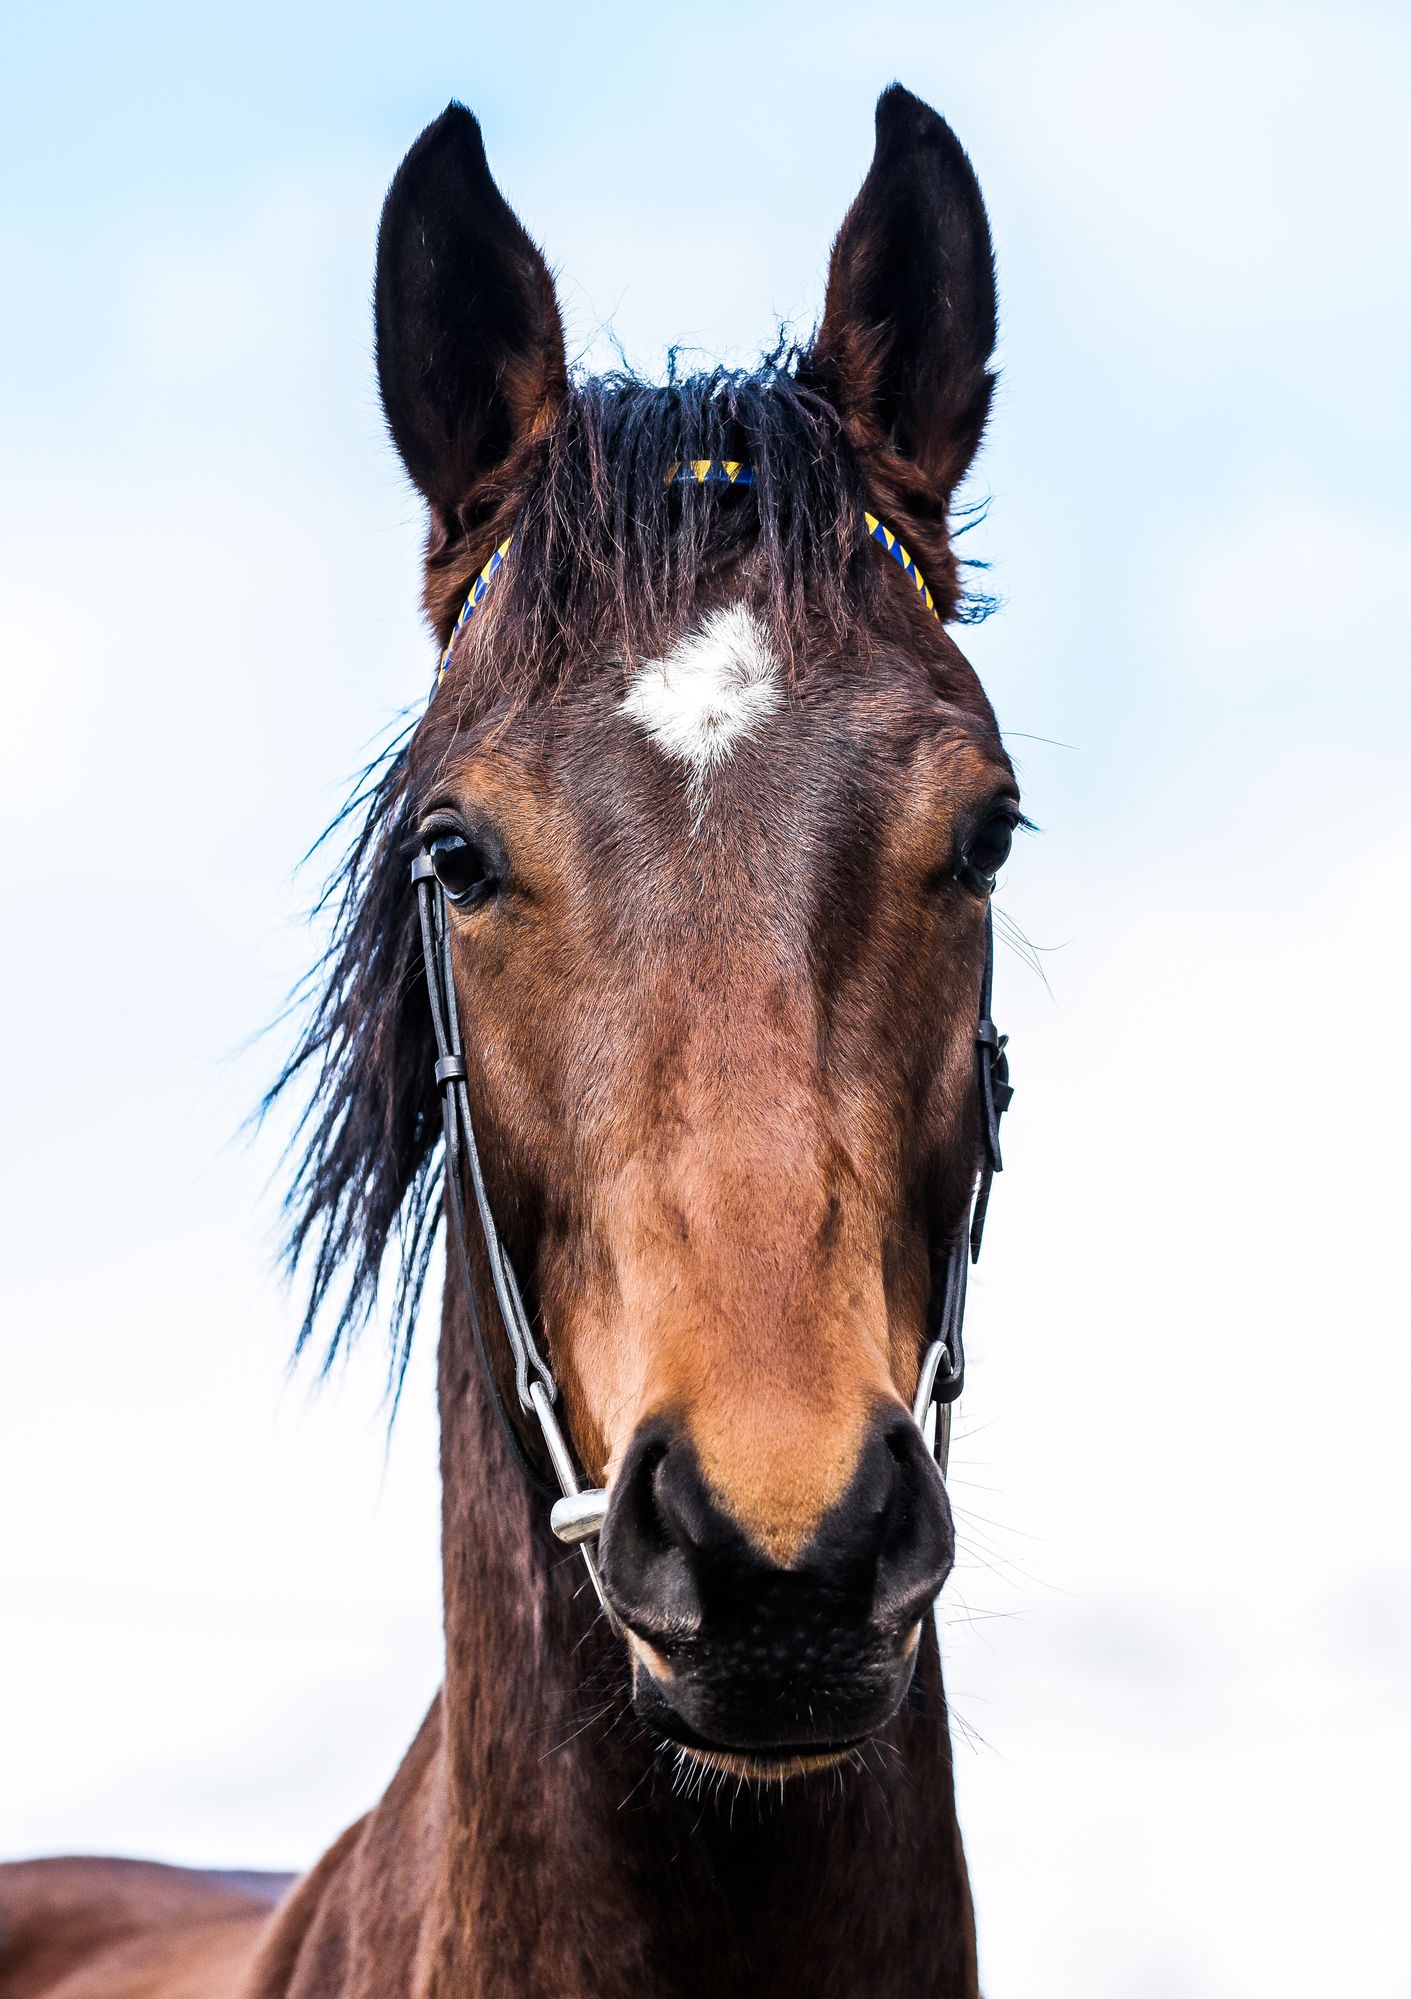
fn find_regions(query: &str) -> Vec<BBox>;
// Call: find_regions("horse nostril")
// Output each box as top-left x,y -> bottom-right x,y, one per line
598,1424 -> 705,1644
626,1439 -> 671,1550
869,1414 -> 954,1628
649,1448 -> 692,1549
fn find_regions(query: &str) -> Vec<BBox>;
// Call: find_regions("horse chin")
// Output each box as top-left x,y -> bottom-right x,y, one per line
627,1629 -> 920,1784
673,1744 -> 858,1785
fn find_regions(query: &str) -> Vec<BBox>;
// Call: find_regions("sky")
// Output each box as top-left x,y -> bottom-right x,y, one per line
2,3 -> 1409,1995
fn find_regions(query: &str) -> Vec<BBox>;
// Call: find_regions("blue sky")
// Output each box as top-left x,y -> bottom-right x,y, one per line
2,6 -> 1409,1996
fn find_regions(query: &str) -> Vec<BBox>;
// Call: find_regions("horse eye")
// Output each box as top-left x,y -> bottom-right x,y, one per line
428,830 -> 494,906
961,814 -> 1014,890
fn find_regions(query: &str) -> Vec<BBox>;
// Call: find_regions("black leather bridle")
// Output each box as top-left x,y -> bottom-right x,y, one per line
911,908 -> 1011,1471
412,848 -> 1011,1611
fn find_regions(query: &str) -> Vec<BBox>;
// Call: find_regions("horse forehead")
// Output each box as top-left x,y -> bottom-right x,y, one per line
450,610 -> 999,870
617,602 -> 785,778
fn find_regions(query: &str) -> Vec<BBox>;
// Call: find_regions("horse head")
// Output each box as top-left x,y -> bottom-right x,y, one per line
288,85 -> 1016,1782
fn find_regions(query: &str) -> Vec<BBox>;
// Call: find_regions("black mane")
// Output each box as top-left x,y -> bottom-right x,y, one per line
268,359 -> 976,1377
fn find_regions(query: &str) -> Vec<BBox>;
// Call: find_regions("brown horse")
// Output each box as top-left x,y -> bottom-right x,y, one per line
1,83 -> 1022,1999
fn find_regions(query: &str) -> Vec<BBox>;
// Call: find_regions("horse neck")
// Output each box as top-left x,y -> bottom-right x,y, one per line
430,1272 -> 981,1999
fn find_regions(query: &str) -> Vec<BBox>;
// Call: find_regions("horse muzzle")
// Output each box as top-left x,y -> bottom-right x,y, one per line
595,1407 -> 954,1767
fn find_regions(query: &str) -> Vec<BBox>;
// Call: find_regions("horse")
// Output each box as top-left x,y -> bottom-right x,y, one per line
0,82 -> 1022,1999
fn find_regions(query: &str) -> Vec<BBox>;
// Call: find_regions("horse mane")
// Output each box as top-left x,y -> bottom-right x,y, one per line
267,355 -> 986,1379
426,357 -> 882,699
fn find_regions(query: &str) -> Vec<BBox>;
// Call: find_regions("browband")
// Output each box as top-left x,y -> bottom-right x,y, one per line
435,461 -> 940,685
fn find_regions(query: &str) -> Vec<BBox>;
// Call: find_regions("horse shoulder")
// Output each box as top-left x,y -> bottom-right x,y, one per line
0,1856 -> 286,1999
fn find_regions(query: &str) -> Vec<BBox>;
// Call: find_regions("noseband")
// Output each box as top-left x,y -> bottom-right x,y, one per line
413,466 -> 1013,1613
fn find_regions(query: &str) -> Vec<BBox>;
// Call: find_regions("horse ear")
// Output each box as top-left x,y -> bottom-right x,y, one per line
375,104 -> 566,526
810,85 -> 997,507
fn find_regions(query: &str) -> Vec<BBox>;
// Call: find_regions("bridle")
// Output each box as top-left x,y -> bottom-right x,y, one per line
412,852 -> 616,1613
413,464 -> 1013,1614
912,912 -> 1010,1473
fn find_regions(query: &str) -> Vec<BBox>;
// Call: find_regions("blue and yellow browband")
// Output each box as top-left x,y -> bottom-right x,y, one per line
436,460 -> 938,682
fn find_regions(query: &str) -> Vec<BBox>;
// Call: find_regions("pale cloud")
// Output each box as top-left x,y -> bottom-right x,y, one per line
1181,492 -> 1411,689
